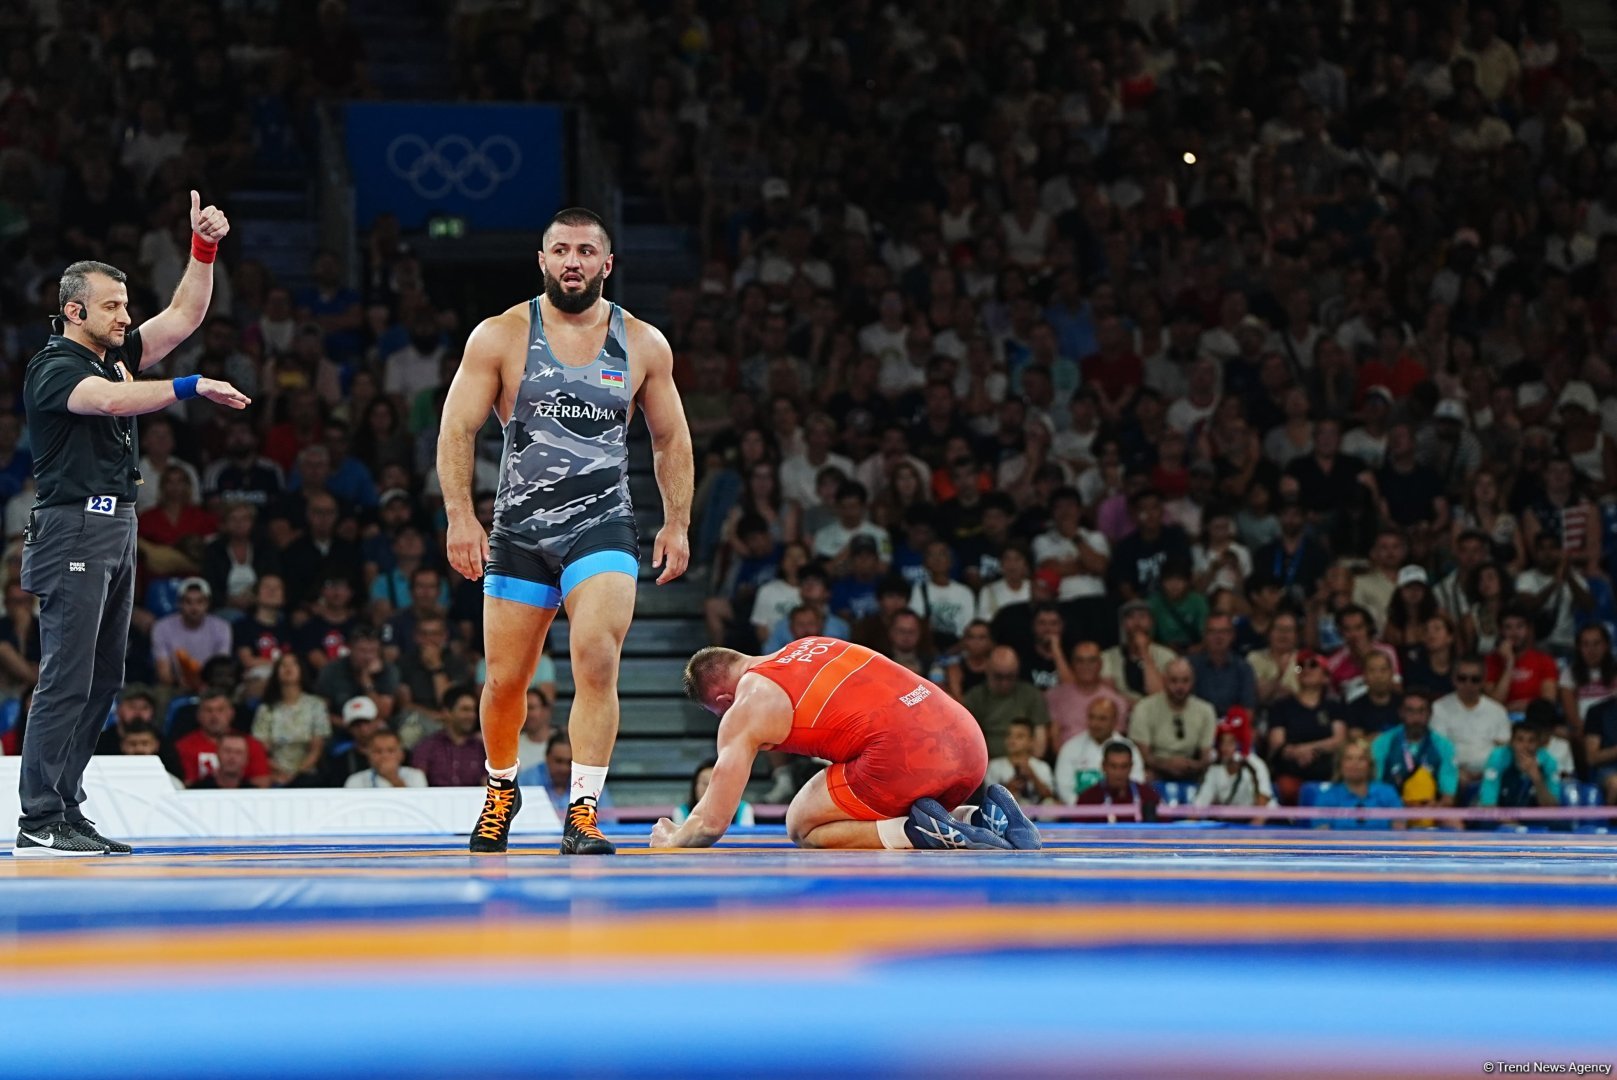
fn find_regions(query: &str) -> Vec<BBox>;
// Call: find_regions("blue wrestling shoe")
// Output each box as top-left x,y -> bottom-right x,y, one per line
971,784 -> 1044,851
904,798 -> 1011,850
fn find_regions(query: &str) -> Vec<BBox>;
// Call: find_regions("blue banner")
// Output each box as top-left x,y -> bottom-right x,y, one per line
345,102 -> 565,231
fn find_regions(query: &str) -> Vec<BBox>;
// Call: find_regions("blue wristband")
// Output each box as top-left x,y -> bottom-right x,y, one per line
173,375 -> 201,401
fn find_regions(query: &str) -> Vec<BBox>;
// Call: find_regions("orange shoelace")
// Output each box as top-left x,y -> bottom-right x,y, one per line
567,800 -> 607,840
474,786 -> 517,841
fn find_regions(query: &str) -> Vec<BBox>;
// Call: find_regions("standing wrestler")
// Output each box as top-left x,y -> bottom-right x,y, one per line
439,208 -> 692,855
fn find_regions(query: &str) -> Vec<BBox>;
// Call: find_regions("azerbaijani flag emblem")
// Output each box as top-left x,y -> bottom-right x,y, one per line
600,369 -> 626,388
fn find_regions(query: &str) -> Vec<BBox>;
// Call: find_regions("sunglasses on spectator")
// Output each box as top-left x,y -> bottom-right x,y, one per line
1173,716 -> 1185,741
1454,673 -> 1483,683
1294,658 -> 1324,674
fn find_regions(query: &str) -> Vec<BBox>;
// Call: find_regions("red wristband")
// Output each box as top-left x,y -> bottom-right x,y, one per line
191,234 -> 218,264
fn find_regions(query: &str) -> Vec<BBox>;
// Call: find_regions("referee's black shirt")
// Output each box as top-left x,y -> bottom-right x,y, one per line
22,330 -> 145,508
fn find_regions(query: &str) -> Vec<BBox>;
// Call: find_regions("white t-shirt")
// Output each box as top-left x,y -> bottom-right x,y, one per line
977,578 -> 1030,622
1558,663 -> 1617,721
1340,427 -> 1388,469
1193,542 -> 1252,596
858,321 -> 908,366
1514,568 -> 1583,652
779,452 -> 855,508
1431,693 -> 1511,773
910,579 -> 976,640
1053,732 -> 1144,803
750,580 -> 802,633
344,766 -> 429,788
1193,755 -> 1274,807
984,755 -> 1056,791
812,520 -> 891,561
1166,396 -> 1219,435
383,343 -> 446,403
1031,528 -> 1109,599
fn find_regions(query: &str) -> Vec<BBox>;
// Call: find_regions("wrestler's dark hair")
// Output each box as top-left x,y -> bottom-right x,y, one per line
542,207 -> 612,253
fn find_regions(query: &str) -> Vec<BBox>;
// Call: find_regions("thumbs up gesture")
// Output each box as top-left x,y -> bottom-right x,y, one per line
189,190 -> 230,244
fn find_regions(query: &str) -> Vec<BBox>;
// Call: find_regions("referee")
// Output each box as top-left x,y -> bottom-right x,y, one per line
14,192 -> 249,857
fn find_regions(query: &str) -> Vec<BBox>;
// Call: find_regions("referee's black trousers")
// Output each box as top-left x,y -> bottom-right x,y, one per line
17,503 -> 137,831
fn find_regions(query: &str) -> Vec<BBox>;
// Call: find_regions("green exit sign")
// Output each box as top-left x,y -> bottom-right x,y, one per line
427,215 -> 467,239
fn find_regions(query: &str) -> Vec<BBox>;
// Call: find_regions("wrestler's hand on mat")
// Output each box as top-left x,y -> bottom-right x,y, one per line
649,817 -> 678,848
652,522 -> 689,585
196,378 -> 251,410
446,514 -> 488,581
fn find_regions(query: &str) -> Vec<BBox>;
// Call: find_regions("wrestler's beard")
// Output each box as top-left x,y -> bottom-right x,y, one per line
545,267 -> 606,314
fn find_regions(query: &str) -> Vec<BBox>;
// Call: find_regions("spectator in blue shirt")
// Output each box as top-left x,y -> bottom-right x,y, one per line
1314,739 -> 1405,830
320,422 -> 378,510
295,250 -> 364,360
1189,613 -> 1257,715
1477,718 -> 1562,816
1370,688 -> 1460,810
518,732 -> 613,817
830,536 -> 885,624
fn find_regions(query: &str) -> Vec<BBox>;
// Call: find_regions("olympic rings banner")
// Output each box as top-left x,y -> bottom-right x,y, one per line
344,102 -> 565,230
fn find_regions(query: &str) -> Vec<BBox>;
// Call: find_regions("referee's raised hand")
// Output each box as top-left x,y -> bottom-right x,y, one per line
190,190 -> 230,243
196,377 -> 251,409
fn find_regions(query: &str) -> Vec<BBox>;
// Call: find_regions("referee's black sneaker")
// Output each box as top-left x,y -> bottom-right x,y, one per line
469,775 -> 522,854
13,821 -> 109,857
560,796 -> 615,855
71,818 -> 133,855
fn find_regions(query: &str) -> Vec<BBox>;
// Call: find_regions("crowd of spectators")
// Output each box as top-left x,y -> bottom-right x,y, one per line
0,1 -> 577,798
569,0 -> 1617,823
6,1 -> 1617,822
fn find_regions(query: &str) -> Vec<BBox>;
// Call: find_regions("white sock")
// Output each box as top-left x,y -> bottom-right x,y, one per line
951,805 -> 979,823
876,816 -> 913,850
486,759 -> 519,782
569,762 -> 609,804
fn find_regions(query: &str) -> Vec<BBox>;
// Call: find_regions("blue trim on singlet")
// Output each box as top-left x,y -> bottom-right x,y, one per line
484,573 -> 562,611
560,549 -> 640,598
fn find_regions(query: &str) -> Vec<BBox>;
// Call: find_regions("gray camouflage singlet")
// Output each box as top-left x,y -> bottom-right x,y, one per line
492,297 -> 633,551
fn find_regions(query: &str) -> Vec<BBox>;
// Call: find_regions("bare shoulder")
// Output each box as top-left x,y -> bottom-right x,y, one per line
726,670 -> 792,742
734,668 -> 791,713
622,308 -> 672,370
463,304 -> 531,364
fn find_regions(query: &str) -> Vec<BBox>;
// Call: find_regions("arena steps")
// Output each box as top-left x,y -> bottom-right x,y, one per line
554,696 -> 715,737
548,616 -> 705,658
555,656 -> 688,696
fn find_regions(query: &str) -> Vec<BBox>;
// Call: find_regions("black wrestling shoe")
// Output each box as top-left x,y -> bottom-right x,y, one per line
469,776 -> 522,854
70,818 -> 133,855
560,796 -> 616,855
13,821 -> 109,857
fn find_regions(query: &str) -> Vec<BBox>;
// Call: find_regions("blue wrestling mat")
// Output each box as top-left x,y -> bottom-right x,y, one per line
3,826 -> 1616,1079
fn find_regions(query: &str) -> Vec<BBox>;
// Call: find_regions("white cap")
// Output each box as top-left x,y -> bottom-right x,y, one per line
177,576 -> 211,599
1558,381 -> 1600,415
761,177 -> 790,201
1433,398 -> 1468,424
342,696 -> 380,724
1517,382 -> 1549,409
1397,565 -> 1429,588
